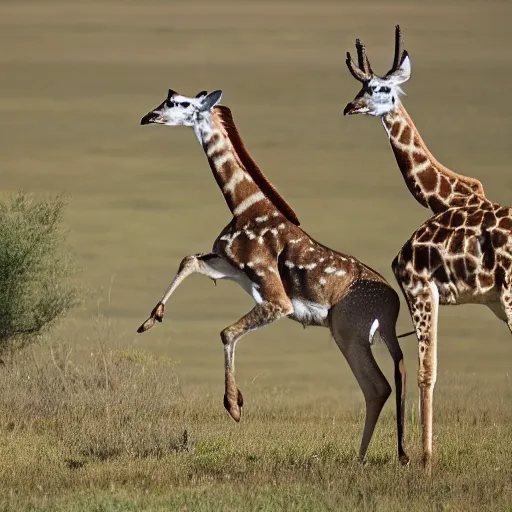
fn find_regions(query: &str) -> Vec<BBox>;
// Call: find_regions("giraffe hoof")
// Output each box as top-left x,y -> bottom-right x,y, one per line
237,388 -> 244,408
137,317 -> 155,333
399,453 -> 410,466
422,454 -> 433,474
224,393 -> 242,422
137,303 -> 165,333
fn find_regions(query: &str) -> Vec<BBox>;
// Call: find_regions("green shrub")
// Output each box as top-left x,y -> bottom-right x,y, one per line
0,192 -> 79,354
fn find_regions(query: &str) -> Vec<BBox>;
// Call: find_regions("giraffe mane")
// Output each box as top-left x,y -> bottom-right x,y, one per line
212,106 -> 300,226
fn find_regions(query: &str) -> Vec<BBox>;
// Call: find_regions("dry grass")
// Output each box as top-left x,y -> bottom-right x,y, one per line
0,318 -> 511,511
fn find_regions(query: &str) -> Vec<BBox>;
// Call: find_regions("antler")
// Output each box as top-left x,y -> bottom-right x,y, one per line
346,25 -> 409,81
346,38 -> 373,82
385,25 -> 408,77
357,39 -> 373,75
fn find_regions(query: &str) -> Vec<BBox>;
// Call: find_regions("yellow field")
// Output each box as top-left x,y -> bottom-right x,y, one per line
1,1 -> 512,510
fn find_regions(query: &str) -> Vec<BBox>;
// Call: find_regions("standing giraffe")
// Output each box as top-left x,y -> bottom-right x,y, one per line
343,26 -> 511,467
137,89 -> 409,464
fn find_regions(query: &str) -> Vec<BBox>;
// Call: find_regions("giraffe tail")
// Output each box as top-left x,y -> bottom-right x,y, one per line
397,329 -> 416,339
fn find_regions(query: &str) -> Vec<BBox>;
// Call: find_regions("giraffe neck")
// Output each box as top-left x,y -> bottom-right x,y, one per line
381,104 -> 488,214
193,106 -> 299,224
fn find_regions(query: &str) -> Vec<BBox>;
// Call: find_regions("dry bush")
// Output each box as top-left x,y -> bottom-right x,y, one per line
0,192 -> 79,356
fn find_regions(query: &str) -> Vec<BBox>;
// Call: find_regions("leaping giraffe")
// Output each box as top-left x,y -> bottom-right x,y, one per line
137,89 -> 409,464
344,25 -> 511,468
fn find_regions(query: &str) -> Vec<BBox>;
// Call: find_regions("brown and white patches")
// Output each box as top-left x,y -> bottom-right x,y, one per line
438,176 -> 451,198
388,120 -> 401,138
415,165 -> 437,193
219,231 -> 241,260
243,224 -> 257,240
203,130 -> 222,149
239,217 -> 290,248
400,125 -> 412,146
406,281 -> 439,466
223,168 -> 247,195
382,105 -> 490,215
233,191 -> 265,216
214,152 -> 236,169
257,227 -> 269,244
211,106 -> 300,225
198,107 -> 302,225
395,202 -> 512,311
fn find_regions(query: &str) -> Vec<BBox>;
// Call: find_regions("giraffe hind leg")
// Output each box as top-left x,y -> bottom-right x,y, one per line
329,279 -> 408,465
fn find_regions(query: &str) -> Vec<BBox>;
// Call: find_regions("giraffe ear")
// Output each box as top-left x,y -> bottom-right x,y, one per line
199,90 -> 223,112
386,53 -> 411,85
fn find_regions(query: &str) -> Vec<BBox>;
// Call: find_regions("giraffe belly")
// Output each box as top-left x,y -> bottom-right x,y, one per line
434,274 -> 496,306
203,257 -> 263,304
434,282 -> 461,305
289,298 -> 329,326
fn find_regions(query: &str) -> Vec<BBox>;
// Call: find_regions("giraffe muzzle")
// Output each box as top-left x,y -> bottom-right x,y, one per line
343,102 -> 365,116
140,111 -> 161,125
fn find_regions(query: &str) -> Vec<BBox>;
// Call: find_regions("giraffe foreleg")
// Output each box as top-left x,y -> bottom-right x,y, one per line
137,253 -> 222,333
220,297 -> 292,422
403,280 -> 440,470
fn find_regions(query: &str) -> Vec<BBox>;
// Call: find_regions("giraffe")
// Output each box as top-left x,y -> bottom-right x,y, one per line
343,25 -> 488,216
137,89 -> 409,464
343,26 -> 512,468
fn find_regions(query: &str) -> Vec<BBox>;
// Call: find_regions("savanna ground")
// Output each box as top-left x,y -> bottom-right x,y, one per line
1,0 -> 512,510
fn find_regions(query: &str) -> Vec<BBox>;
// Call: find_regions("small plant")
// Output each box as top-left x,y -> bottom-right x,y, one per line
0,192 -> 79,355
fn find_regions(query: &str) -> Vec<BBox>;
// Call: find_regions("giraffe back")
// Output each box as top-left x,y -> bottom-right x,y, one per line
393,203 -> 512,306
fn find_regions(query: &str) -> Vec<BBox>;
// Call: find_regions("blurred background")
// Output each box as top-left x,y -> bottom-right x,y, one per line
1,0 -> 511,406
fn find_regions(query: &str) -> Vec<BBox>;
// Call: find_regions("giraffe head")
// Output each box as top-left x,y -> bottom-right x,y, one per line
140,90 -> 223,127
343,25 -> 411,117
